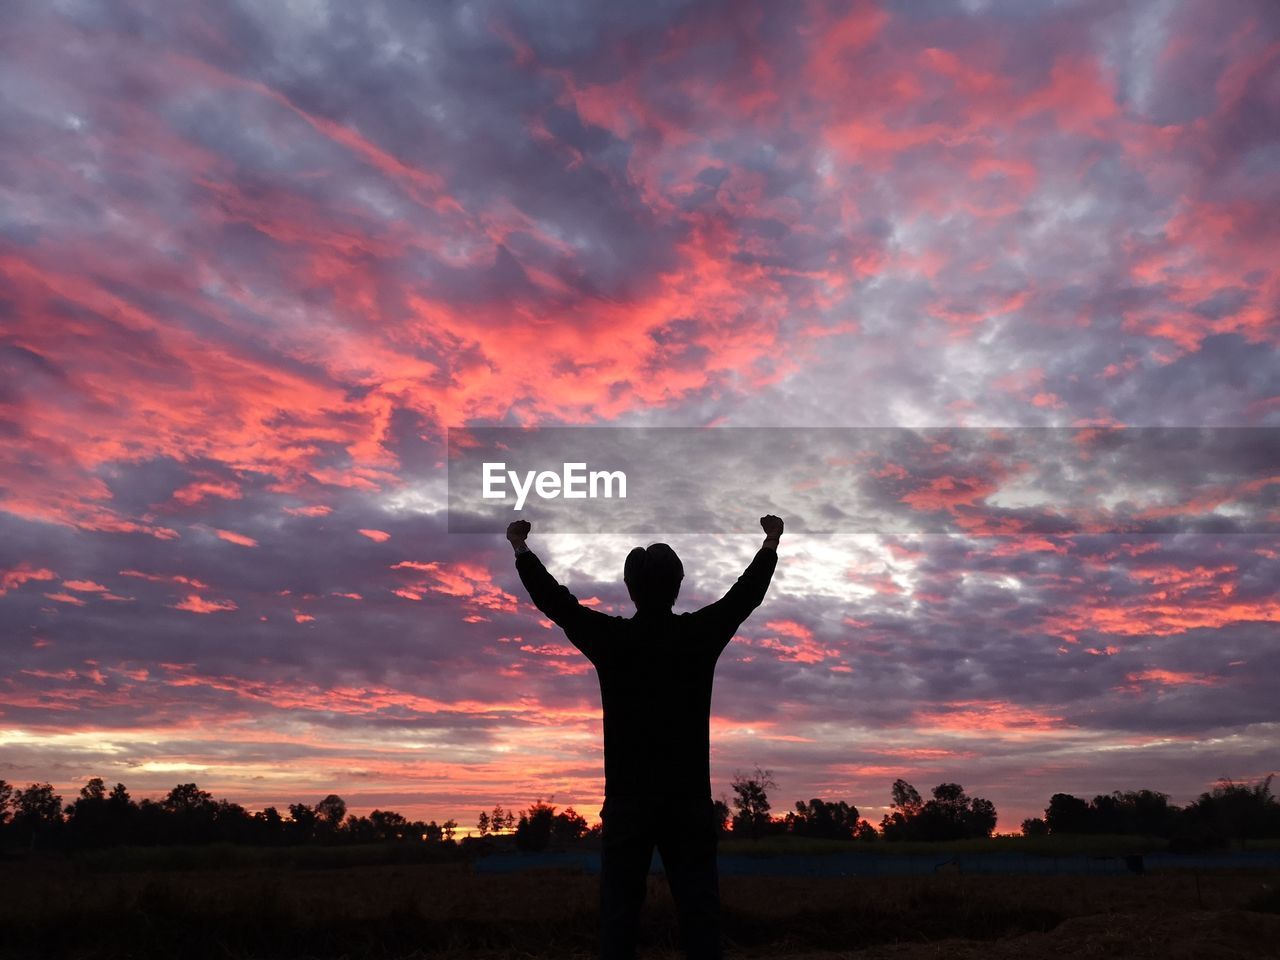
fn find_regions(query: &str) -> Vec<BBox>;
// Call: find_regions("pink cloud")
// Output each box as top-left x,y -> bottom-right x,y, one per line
284,504 -> 333,516
1,563 -> 57,595
62,580 -> 108,593
120,570 -> 210,590
171,594 -> 239,614
172,476 -> 243,506
214,529 -> 258,548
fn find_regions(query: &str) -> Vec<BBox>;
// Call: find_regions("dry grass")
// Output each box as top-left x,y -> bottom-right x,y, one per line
1,848 -> 1276,959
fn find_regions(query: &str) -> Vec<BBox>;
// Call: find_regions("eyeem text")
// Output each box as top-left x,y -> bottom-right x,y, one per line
482,462 -> 627,511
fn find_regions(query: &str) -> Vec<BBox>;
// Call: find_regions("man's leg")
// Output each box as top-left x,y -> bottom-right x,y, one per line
655,796 -> 723,960
599,797 -> 654,960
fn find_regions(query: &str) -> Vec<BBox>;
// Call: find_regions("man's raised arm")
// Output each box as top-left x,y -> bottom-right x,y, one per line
693,515 -> 782,648
507,520 -> 609,656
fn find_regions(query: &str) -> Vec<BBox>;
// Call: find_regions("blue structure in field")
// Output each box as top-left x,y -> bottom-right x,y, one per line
472,848 -> 1280,876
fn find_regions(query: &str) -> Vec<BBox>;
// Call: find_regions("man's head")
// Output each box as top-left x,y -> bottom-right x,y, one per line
624,543 -> 683,612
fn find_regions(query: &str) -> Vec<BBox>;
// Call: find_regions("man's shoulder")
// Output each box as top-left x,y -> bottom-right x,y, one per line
577,609 -> 628,635
622,610 -> 695,625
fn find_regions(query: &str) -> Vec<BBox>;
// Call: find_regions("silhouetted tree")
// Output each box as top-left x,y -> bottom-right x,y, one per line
1045,793 -> 1091,834
102,782 -> 135,843
1042,789 -> 1176,836
133,798 -> 166,845
65,778 -> 112,847
880,779 -> 922,840
880,783 -> 921,839
515,799 -> 556,851
731,767 -> 776,838
164,783 -> 214,814
344,813 -> 375,843
712,797 -> 732,837
1022,817 -> 1049,837
966,796 -> 998,838
0,779 -> 13,847
916,783 -> 969,840
490,804 -> 509,835
552,807 -> 588,844
18,769 -> 1278,856
0,779 -> 13,823
255,806 -> 285,845
476,811 -> 490,836
785,798 -> 860,840
1089,789 -> 1179,836
369,809 -> 408,842
880,781 -> 997,841
1181,775 -> 1280,849
1126,788 -> 1179,836
891,779 -> 923,815
288,802 -> 318,843
853,818 -> 878,841
315,794 -> 347,834
213,799 -> 254,843
1089,791 -> 1123,833
12,783 -> 62,848
161,783 -> 217,843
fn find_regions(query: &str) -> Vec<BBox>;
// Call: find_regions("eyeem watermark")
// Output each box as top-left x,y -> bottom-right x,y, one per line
449,426 -> 1280,534
482,462 -> 627,511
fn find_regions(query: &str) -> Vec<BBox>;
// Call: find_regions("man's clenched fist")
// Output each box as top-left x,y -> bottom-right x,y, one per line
507,519 -> 531,545
760,515 -> 784,539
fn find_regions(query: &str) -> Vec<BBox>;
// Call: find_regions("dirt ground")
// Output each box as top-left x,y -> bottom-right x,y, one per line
721,909 -> 1280,960
453,911 -> 1280,960
711,873 -> 1280,960
3,851 -> 1277,958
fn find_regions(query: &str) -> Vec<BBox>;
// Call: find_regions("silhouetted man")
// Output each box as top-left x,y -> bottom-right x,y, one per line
507,516 -> 783,960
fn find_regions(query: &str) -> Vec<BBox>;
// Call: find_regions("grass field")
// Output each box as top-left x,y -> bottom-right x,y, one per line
50,832 -> 1280,871
715,832 -> 1273,858
2,844 -> 1277,959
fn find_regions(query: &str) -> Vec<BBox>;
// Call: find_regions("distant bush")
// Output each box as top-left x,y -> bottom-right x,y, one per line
514,799 -> 589,852
879,780 -> 998,841
1180,775 -> 1280,849
784,798 -> 861,840
1042,776 -> 1280,847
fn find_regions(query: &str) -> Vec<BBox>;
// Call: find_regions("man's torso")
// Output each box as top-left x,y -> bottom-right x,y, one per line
592,611 -> 721,799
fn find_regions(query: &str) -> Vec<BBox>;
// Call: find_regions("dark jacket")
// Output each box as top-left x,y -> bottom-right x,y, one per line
514,547 -> 778,799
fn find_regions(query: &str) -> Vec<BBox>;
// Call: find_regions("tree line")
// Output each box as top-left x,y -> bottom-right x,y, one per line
1020,775 -> 1280,849
716,769 -> 996,842
2,771 -> 1275,853
0,778 -> 459,851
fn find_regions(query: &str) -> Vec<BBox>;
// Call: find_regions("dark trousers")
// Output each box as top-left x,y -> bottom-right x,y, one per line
599,794 -> 723,960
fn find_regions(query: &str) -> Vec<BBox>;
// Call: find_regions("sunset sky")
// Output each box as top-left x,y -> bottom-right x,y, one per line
2,0 -> 1277,833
